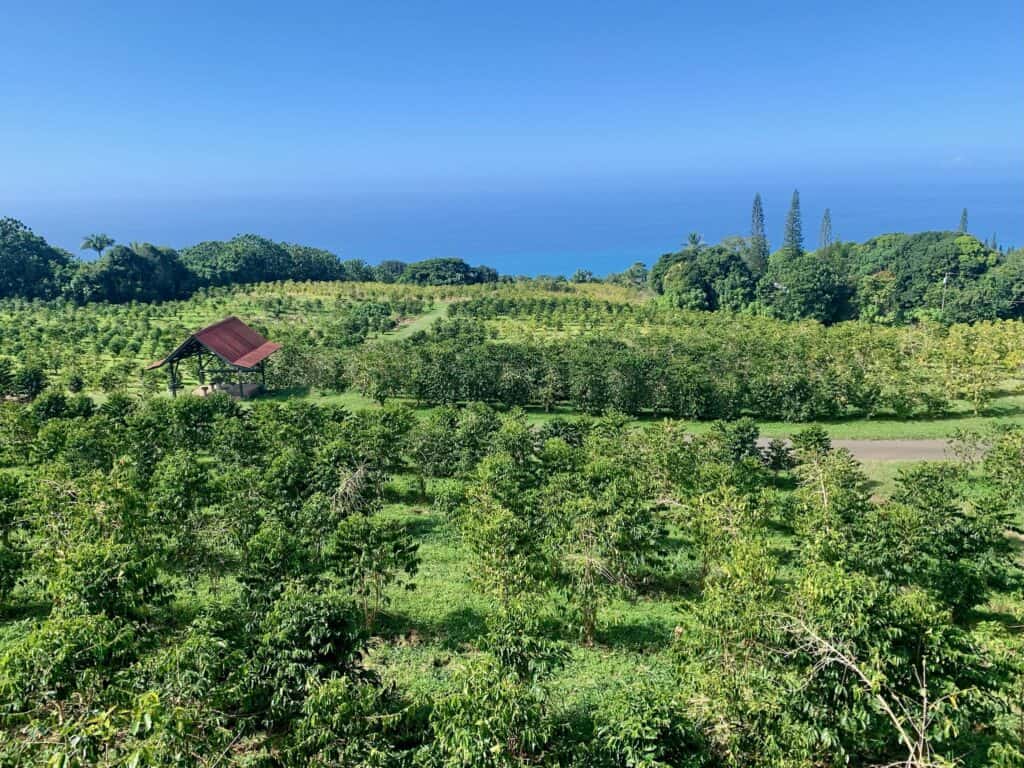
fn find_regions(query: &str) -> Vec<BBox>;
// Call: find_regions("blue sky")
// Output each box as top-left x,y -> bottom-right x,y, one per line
2,1 -> 1021,273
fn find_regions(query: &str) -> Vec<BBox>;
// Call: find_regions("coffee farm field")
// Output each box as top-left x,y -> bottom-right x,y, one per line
0,280 -> 1023,767
2,280 -> 1024,434
0,392 -> 1022,767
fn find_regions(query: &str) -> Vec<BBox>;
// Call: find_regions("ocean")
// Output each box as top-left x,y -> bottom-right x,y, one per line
8,171 -> 1022,277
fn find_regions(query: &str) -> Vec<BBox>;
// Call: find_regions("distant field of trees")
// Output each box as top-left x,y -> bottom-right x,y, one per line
0,281 -> 434,396
2,277 -> 1020,422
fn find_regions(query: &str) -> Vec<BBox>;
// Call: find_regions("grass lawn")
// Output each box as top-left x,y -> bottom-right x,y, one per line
748,389 -> 1024,440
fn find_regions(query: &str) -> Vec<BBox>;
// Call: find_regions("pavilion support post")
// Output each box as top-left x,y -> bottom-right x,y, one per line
260,361 -> 266,390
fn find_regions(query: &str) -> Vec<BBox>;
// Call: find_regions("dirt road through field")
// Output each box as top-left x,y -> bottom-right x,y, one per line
757,438 -> 952,462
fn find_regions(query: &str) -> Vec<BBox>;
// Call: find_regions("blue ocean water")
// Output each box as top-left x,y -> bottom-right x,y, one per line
8,171 -> 1022,277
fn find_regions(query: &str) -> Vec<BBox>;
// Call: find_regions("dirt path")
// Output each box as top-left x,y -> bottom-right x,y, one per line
757,437 -> 952,462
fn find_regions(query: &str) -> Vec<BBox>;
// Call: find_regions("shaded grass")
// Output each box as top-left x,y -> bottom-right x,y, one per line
375,504 -> 493,649
860,460 -> 922,499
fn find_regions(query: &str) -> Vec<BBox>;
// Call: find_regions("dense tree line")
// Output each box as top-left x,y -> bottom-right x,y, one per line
396,257 -> 499,286
5,210 -> 1024,322
350,315 -> 1023,421
0,393 -> 1020,765
651,207 -> 1023,324
0,218 -> 500,304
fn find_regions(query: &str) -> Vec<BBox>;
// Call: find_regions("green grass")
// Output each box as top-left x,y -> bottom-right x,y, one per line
252,387 -> 379,410
512,389 -> 1024,439
258,386 -> 1024,443
859,460 -> 921,498
383,300 -> 453,340
749,390 -> 1024,440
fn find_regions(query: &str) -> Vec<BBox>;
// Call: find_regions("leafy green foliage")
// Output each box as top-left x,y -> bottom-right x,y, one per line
854,463 -> 1022,620
0,217 -> 73,300
659,243 -> 755,311
71,242 -> 195,303
430,652 -> 556,767
397,257 -> 499,286
246,583 -> 368,725
329,513 -> 420,629
286,676 -> 415,767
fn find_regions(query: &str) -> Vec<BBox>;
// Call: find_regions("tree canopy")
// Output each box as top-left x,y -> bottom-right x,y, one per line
0,220 -> 504,304
0,218 -> 74,300
397,257 -> 499,286
651,229 -> 1018,324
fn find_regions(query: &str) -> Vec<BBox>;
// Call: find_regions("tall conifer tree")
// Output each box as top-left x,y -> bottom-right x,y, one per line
959,208 -> 968,233
749,193 -> 769,273
783,189 -> 804,257
819,208 -> 833,250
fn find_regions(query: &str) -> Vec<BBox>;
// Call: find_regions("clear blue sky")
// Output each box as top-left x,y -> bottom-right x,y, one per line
2,1 -> 1021,273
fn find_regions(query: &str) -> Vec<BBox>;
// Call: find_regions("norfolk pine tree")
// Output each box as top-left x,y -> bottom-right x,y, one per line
783,189 -> 804,257
749,193 -> 770,274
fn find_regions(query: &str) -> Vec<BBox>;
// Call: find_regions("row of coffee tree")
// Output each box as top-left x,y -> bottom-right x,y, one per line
349,316 -> 1023,420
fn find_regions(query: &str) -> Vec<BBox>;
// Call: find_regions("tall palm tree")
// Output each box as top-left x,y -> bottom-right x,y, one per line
81,233 -> 115,259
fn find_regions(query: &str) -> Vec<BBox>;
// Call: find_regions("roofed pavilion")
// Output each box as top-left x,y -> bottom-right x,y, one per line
147,316 -> 281,398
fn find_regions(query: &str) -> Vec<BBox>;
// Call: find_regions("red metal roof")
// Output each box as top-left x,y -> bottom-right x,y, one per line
194,317 -> 281,368
148,316 -> 281,370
